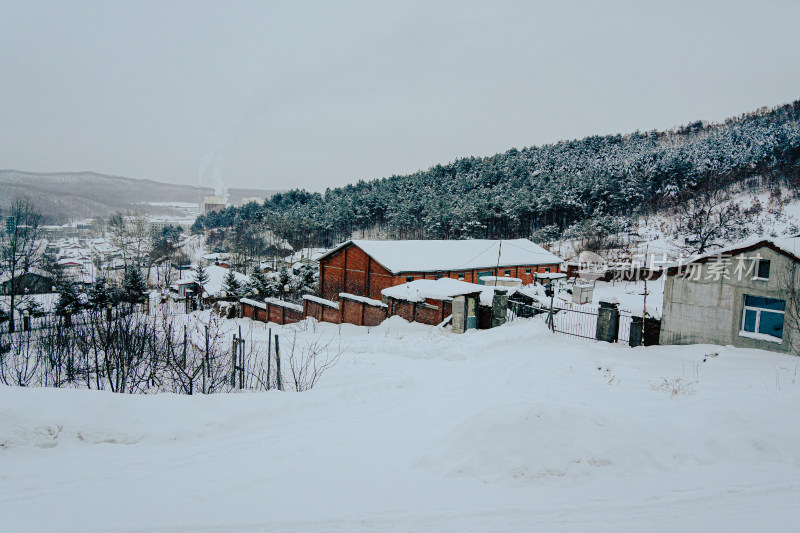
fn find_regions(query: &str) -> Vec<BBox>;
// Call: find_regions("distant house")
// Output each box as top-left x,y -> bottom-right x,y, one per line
659,236 -> 800,354
316,239 -> 562,301
0,269 -> 55,295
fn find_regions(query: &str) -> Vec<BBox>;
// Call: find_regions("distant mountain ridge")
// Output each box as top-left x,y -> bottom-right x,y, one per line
0,170 -> 282,223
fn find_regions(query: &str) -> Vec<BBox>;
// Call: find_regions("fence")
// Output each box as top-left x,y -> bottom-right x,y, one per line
548,303 -> 600,341
510,298 -> 657,346
0,304 -> 148,335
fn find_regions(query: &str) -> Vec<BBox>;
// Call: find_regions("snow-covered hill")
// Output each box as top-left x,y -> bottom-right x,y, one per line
551,186 -> 800,262
2,315 -> 799,532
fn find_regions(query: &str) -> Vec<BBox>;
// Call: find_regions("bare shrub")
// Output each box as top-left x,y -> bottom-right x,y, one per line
650,377 -> 697,397
285,330 -> 346,392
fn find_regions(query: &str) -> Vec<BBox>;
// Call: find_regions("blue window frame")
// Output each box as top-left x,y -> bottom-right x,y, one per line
741,294 -> 785,339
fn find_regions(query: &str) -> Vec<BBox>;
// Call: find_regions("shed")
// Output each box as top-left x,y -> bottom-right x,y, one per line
382,278 -> 483,332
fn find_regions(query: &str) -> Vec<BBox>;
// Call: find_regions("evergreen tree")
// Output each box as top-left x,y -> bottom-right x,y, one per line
188,100 -> 800,246
194,262 -> 210,292
55,275 -> 81,316
121,267 -> 148,304
289,264 -> 318,298
88,277 -> 116,309
223,269 -> 242,299
247,265 -> 270,298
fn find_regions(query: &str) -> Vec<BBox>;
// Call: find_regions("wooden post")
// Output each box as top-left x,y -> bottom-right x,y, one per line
239,337 -> 245,389
274,333 -> 282,391
231,334 -> 237,387
205,325 -> 210,378
182,325 -> 188,368
366,256 -> 372,299
343,246 -> 349,294
266,328 -> 272,390
319,263 -> 325,300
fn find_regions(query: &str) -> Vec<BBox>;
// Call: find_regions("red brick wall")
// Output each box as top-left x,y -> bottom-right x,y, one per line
242,301 -> 302,325
320,244 -> 396,301
322,305 -> 340,323
363,305 -> 387,326
389,299 -> 415,322
341,298 -> 362,325
264,302 -> 303,325
339,297 -> 387,326
415,302 -> 441,325
303,299 -> 320,321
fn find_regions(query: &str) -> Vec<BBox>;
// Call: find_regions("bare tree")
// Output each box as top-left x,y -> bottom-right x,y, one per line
0,197 -> 43,333
675,186 -> 748,254
285,329 -> 345,391
108,212 -> 152,272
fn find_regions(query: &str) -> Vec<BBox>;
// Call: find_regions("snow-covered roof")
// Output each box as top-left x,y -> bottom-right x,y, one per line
339,293 -> 388,308
381,278 -> 518,306
302,294 -> 339,309
479,275 -> 522,282
685,235 -> 800,264
382,279 -> 483,303
239,297 -> 267,310
0,268 -> 52,284
264,297 -> 304,312
319,239 -> 562,274
535,272 -> 568,280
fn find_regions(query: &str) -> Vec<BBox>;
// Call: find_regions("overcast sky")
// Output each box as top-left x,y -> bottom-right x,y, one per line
1,0 -> 799,193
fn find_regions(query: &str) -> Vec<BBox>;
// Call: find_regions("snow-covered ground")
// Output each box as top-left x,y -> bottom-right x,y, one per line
2,313 -> 799,532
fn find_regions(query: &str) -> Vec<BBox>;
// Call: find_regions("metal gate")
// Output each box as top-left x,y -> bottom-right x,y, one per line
546,302 -> 599,341
618,310 -> 633,345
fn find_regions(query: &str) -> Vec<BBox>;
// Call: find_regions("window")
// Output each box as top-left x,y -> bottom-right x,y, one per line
741,294 -> 785,340
755,260 -> 770,280
405,276 -> 414,283
545,267 -> 551,273
525,268 -> 531,275
457,273 -> 465,280
477,271 -> 493,285
434,274 -> 443,280
504,269 -> 511,276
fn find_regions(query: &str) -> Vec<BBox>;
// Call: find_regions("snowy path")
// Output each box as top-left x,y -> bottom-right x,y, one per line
2,316 -> 800,532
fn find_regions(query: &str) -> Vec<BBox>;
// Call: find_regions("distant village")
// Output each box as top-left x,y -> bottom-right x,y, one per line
2,190 -> 798,357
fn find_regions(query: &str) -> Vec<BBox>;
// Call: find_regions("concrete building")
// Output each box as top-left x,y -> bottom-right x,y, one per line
203,196 -> 227,215
659,237 -> 800,354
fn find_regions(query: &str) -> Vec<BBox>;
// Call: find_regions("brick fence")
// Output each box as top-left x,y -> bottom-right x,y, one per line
302,295 -> 341,324
339,293 -> 387,326
240,298 -> 304,326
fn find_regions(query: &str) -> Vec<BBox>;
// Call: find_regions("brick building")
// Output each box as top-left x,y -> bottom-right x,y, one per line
317,239 -> 562,301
